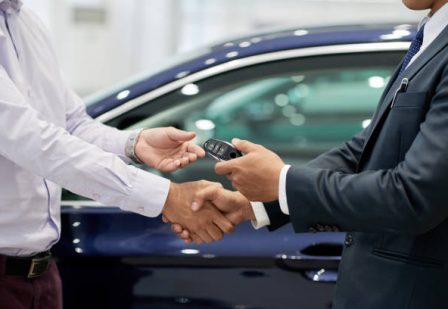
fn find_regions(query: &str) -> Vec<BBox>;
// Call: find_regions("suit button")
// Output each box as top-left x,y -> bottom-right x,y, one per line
344,234 -> 353,247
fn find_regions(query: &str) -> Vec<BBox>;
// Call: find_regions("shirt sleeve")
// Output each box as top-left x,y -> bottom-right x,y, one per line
27,8 -> 132,161
250,202 -> 271,229
63,86 -> 132,161
0,65 -> 169,217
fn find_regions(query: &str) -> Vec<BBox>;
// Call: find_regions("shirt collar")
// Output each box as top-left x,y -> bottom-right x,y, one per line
0,0 -> 22,15
418,3 -> 448,52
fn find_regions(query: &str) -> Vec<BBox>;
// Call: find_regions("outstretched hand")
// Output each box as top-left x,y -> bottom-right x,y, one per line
135,127 -> 205,172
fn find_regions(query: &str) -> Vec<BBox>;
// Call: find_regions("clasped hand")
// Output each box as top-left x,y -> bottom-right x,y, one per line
162,181 -> 255,244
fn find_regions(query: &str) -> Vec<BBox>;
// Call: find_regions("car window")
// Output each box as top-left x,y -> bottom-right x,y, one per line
62,51 -> 402,201
139,68 -> 389,152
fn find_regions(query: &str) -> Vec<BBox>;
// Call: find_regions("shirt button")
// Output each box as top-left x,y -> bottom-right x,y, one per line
344,233 -> 353,247
137,207 -> 144,213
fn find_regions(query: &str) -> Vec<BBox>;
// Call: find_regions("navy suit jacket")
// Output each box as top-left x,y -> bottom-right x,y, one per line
266,25 -> 448,309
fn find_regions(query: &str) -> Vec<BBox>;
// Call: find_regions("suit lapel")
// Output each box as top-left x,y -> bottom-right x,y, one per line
358,25 -> 448,168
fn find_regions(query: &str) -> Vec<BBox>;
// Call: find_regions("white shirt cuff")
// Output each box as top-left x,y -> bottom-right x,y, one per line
250,202 -> 271,229
120,166 -> 170,217
279,165 -> 291,215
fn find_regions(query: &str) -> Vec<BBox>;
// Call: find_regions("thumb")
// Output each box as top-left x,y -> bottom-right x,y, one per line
167,127 -> 196,142
232,138 -> 259,154
192,185 -> 221,212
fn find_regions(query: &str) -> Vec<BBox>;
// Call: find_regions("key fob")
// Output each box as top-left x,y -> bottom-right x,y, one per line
203,139 -> 243,161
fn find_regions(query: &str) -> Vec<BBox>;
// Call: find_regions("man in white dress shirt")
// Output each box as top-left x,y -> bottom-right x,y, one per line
0,1 -> 234,308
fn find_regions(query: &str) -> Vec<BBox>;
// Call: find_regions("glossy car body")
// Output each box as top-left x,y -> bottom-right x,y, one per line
54,24 -> 414,308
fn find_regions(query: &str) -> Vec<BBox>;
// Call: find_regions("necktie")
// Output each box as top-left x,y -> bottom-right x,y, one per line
399,25 -> 425,75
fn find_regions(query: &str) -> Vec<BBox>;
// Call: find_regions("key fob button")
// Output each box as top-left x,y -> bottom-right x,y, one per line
206,141 -> 216,151
217,146 -> 227,156
213,144 -> 221,153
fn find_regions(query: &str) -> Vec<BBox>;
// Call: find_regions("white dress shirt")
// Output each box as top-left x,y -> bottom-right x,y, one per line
0,1 -> 170,256
251,3 -> 448,228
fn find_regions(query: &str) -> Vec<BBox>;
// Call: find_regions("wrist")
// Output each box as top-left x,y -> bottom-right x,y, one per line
163,182 -> 180,216
125,129 -> 144,164
237,192 -> 255,221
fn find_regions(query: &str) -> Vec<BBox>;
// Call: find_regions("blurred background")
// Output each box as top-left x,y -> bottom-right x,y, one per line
27,0 -> 425,96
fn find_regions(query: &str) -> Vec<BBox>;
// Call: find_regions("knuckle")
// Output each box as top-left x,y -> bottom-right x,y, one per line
224,226 -> 234,234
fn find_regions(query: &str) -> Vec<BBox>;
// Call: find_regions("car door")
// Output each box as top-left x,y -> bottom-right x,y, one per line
56,45 -> 405,309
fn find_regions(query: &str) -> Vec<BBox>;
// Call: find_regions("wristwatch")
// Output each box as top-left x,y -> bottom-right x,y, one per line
125,129 -> 144,164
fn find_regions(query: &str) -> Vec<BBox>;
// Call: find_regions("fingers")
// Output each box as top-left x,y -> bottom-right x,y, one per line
179,155 -> 190,168
215,160 -> 236,175
169,223 -> 194,243
172,150 -> 200,170
232,138 -> 259,153
187,142 -> 206,158
167,127 -> 196,142
171,223 -> 184,234
180,230 -> 191,239
188,152 -> 198,162
213,215 -> 235,234
206,224 -> 224,241
192,184 -> 221,212
191,233 -> 203,245
196,229 -> 214,244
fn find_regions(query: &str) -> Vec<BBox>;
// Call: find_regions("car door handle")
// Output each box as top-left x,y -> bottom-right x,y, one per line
275,254 -> 340,283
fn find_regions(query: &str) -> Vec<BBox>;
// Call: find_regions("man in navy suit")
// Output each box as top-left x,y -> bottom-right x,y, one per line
172,0 -> 448,307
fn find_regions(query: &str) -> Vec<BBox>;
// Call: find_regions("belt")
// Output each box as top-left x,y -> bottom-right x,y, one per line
2,251 -> 52,279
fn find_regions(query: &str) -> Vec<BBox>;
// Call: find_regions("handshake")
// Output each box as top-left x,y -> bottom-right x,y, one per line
160,138 -> 286,244
161,181 -> 255,244
134,127 -> 285,244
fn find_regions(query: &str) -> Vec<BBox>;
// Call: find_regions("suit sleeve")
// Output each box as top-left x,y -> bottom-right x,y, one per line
304,128 -> 367,172
286,67 -> 448,235
266,127 -> 369,230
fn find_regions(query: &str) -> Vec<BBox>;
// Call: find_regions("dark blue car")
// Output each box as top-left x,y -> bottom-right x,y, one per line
55,24 -> 414,309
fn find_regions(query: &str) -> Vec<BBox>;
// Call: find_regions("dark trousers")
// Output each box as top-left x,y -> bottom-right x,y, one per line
0,258 -> 62,309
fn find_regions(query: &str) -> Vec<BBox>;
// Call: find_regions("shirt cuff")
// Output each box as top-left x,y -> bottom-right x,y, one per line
109,129 -> 134,159
250,202 -> 271,229
279,165 -> 291,215
120,166 -> 170,217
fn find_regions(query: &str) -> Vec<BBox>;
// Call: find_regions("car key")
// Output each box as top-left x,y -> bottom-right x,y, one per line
203,138 -> 243,161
